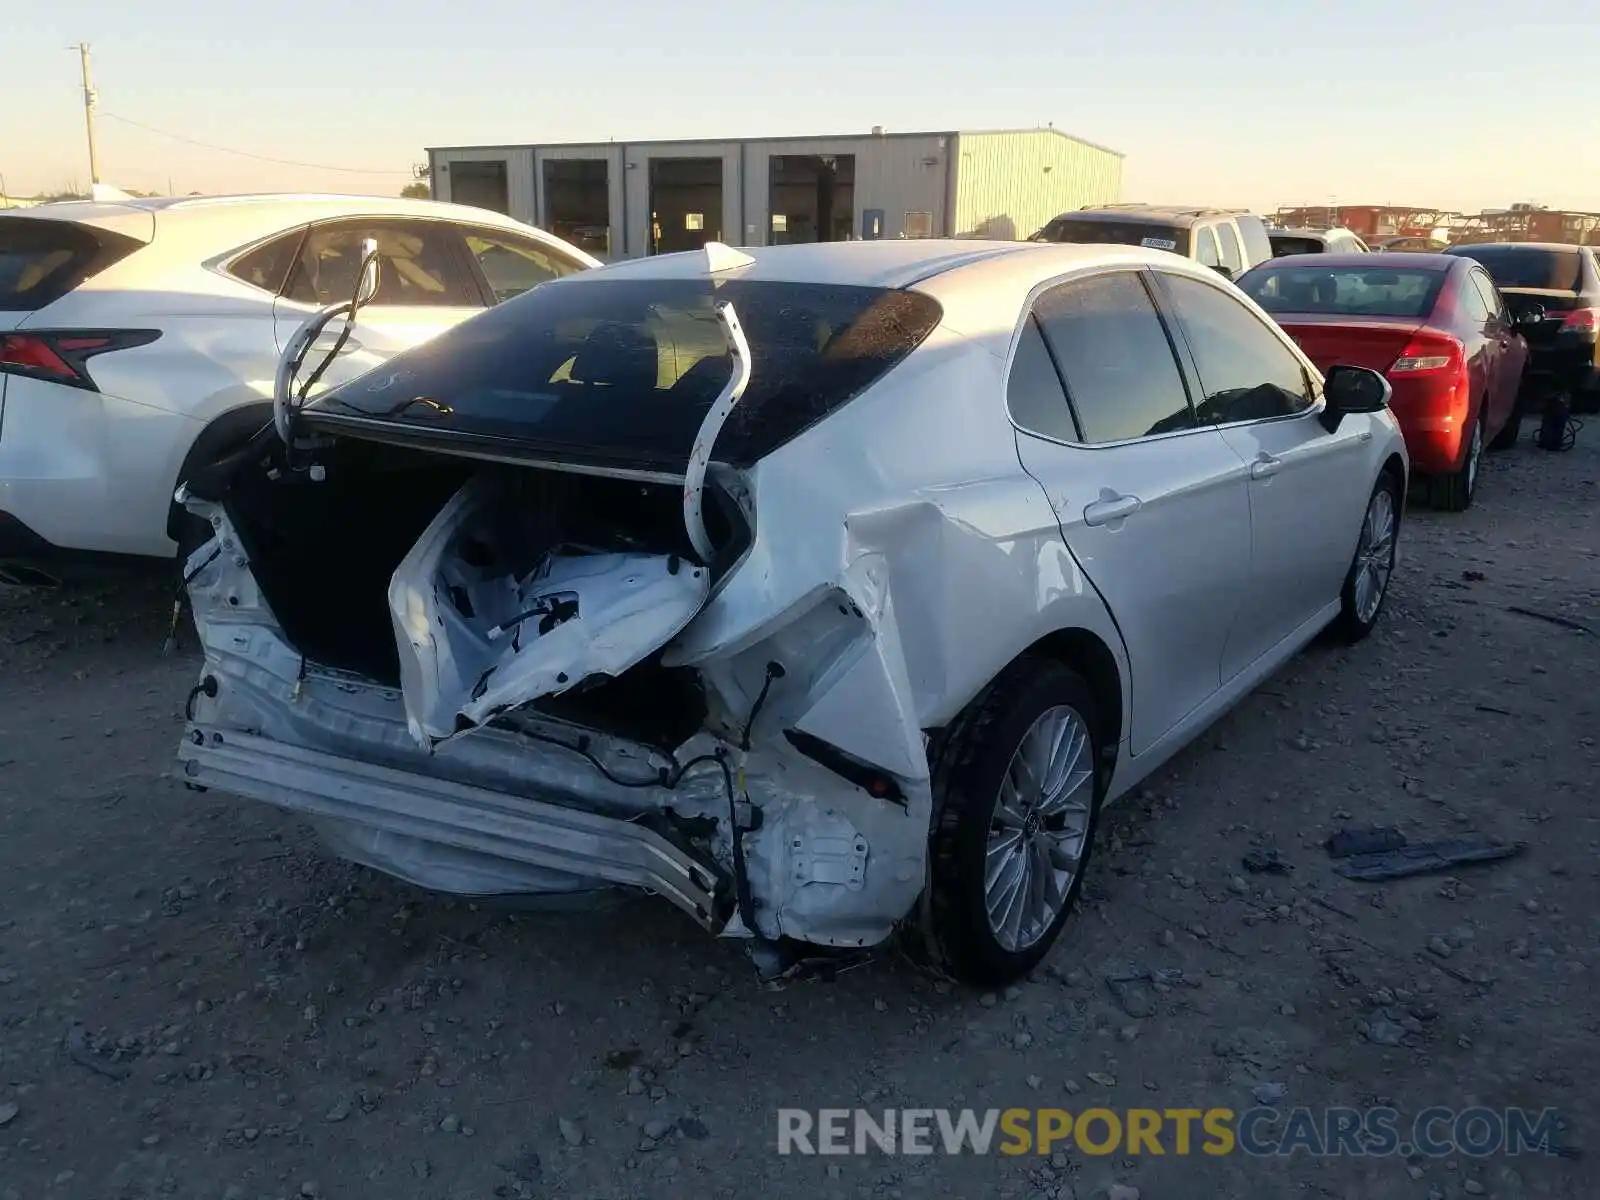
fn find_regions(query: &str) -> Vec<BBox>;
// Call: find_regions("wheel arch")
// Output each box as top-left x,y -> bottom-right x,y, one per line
164,400 -> 275,544
1020,627 -> 1125,764
1381,450 -> 1408,506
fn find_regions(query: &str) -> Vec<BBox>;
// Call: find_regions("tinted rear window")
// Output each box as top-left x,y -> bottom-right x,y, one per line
1446,246 -> 1581,291
1034,218 -> 1190,255
1269,236 -> 1325,257
307,277 -> 942,471
0,218 -> 143,310
1240,265 -> 1446,319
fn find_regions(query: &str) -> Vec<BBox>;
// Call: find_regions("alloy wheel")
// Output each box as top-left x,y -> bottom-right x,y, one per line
1353,486 -> 1397,624
985,705 -> 1094,952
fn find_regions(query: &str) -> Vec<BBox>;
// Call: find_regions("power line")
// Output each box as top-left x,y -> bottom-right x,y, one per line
99,112 -> 411,176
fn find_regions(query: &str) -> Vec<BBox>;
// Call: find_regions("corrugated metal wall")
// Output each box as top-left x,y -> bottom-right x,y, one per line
740,135 -> 952,244
952,131 -> 1123,241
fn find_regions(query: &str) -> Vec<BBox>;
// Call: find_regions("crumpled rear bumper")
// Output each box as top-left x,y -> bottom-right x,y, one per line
177,723 -> 723,927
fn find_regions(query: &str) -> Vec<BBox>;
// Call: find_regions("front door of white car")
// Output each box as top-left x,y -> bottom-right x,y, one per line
1007,270 -> 1254,755
270,218 -> 485,396
1151,270 -> 1375,681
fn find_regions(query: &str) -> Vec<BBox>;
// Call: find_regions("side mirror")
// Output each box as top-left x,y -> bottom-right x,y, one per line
1320,364 -> 1391,432
1210,264 -> 1235,281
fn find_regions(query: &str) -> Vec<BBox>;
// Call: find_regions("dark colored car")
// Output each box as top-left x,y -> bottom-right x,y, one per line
1239,253 -> 1535,511
1442,243 -> 1600,410
1032,205 -> 1274,280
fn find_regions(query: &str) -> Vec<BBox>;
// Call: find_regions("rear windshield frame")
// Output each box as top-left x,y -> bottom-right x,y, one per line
1239,263 -> 1448,319
0,217 -> 145,311
1445,245 -> 1583,291
303,275 -> 944,473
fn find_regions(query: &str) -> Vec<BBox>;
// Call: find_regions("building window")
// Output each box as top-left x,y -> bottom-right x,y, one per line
905,212 -> 934,239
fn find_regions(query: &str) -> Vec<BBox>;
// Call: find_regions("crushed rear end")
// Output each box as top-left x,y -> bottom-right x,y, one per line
173,263 -> 948,954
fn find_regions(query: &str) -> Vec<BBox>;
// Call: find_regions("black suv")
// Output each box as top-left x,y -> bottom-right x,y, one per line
1443,242 -> 1600,410
1031,204 -> 1275,280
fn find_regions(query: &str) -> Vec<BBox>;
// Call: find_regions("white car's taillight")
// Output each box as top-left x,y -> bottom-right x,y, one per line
0,330 -> 160,391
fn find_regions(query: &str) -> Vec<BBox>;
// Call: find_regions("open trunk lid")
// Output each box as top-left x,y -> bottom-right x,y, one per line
1274,315 -> 1426,374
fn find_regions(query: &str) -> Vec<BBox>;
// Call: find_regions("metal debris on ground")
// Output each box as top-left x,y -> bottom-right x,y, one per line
63,1023 -> 131,1081
1335,836 -> 1525,882
1324,827 -> 1406,859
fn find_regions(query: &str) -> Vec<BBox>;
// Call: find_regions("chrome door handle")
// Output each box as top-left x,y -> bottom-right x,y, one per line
1250,454 -> 1283,480
1082,494 -> 1142,526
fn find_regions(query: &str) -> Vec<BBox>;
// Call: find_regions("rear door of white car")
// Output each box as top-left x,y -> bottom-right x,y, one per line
1009,269 -> 1254,755
270,218 -> 486,394
1151,269 -> 1374,681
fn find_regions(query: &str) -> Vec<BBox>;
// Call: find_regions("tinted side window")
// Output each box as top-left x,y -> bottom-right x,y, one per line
1007,317 -> 1079,442
1469,271 -> 1506,322
1459,272 -> 1493,325
285,220 -> 478,307
1216,223 -> 1244,273
227,229 -> 304,295
1160,272 -> 1314,423
1033,272 -> 1194,444
1194,227 -> 1221,267
462,228 -> 584,304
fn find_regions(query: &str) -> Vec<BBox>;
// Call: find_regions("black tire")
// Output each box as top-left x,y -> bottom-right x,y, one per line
1330,470 -> 1402,643
1487,409 -> 1522,452
1426,409 -> 1482,512
922,657 -> 1104,987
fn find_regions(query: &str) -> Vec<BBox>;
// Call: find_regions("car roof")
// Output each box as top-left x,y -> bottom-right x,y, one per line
1444,241 -> 1588,254
3,193 -> 549,236
4,193 -> 598,267
1058,205 -> 1252,229
577,240 -> 1045,289
567,240 -> 1236,342
1257,251 -> 1454,271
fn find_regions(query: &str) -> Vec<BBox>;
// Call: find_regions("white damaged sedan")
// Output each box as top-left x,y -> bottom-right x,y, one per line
174,239 -> 1407,985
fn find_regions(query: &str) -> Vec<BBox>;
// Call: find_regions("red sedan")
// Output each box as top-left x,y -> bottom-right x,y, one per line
1237,253 -> 1532,511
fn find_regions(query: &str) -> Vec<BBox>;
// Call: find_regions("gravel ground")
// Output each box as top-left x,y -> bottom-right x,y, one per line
1,435 -> 1597,1200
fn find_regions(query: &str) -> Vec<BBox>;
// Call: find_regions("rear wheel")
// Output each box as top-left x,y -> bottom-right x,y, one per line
1427,409 -> 1482,511
1330,471 -> 1400,643
924,659 -> 1103,986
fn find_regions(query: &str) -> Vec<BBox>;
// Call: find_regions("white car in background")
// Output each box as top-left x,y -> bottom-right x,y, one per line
175,239 -> 1408,985
0,194 -> 598,582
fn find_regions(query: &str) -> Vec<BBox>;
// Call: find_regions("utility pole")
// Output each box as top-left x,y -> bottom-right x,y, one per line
71,42 -> 100,186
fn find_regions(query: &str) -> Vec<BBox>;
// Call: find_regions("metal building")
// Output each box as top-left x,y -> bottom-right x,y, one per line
427,127 -> 1123,260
